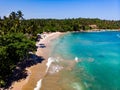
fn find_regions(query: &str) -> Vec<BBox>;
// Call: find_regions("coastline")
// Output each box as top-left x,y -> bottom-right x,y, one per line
85,29 -> 120,32
9,29 -> 120,90
74,29 -> 120,32
64,29 -> 120,34
11,32 -> 63,90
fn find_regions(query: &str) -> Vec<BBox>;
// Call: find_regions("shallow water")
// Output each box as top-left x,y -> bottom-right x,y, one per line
41,31 -> 120,90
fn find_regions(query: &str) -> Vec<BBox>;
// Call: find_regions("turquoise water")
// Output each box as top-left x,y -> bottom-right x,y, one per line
51,31 -> 120,90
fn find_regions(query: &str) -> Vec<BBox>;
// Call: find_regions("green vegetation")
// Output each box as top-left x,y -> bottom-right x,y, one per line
22,18 -> 120,32
0,11 -> 35,87
0,11 -> 120,88
0,33 -> 35,87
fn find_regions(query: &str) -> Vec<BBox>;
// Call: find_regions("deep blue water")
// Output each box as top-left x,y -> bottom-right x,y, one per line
51,31 -> 120,90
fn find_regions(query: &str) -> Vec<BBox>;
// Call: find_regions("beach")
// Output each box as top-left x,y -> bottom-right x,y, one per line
8,30 -> 120,90
11,32 -> 63,90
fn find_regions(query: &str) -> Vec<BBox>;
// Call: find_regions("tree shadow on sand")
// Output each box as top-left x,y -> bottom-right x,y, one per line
4,54 -> 45,89
36,43 -> 46,48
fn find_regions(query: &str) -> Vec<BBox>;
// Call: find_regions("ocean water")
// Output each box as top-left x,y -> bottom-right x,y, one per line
43,31 -> 120,90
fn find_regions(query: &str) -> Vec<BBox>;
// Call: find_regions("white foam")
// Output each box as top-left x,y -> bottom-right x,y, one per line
34,57 -> 63,90
48,65 -> 63,74
46,57 -> 54,72
34,57 -> 55,90
46,57 -> 63,74
34,79 -> 43,90
72,82 -> 83,90
75,57 -> 79,62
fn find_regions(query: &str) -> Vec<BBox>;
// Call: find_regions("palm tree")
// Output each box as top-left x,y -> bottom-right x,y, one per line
10,11 -> 16,20
17,10 -> 24,20
3,16 -> 7,20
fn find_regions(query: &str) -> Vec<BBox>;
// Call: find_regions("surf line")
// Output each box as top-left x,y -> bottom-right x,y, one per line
34,57 -> 54,90
75,57 -> 79,62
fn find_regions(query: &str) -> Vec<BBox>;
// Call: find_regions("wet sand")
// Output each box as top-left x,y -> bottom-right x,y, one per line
11,32 -> 63,90
40,57 -> 77,90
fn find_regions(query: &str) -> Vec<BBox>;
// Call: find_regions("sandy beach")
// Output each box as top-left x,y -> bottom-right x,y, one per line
11,32 -> 63,90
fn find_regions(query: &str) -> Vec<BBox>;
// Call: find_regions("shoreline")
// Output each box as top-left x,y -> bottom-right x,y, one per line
71,29 -> 120,33
83,29 -> 120,32
9,29 -> 120,90
10,32 -> 63,90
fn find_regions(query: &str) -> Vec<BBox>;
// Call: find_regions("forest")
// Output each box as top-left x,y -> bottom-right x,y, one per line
0,11 -> 120,88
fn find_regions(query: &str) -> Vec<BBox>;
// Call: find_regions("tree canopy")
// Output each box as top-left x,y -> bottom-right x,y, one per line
0,11 -> 35,87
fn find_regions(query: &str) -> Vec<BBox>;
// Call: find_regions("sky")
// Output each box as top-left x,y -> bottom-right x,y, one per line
0,0 -> 120,20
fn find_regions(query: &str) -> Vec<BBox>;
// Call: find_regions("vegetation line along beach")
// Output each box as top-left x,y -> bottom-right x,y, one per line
0,1 -> 120,89
11,32 -> 63,90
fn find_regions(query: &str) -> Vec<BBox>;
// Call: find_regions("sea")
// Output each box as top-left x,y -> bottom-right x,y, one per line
40,30 -> 120,90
